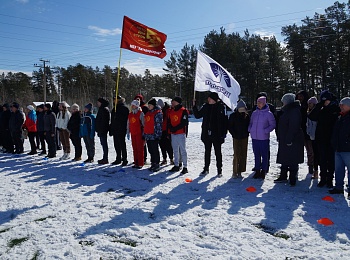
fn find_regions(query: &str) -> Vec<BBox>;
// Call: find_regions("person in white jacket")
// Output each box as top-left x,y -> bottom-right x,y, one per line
56,101 -> 71,160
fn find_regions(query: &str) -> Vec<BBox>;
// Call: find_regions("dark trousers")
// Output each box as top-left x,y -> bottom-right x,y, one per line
38,131 -> 46,152
45,131 -> 56,156
99,134 -> 108,161
252,139 -> 270,171
55,127 -> 61,150
281,164 -> 299,184
144,143 -> 148,162
159,131 -> 173,160
3,129 -> 14,152
28,132 -> 37,153
203,137 -> 222,170
70,134 -> 82,159
147,139 -> 160,165
318,141 -> 335,184
11,131 -> 23,153
83,136 -> 95,159
35,132 -> 40,149
113,132 -> 127,162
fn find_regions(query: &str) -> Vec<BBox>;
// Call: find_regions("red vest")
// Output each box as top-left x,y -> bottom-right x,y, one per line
168,107 -> 186,134
128,110 -> 142,135
144,110 -> 160,135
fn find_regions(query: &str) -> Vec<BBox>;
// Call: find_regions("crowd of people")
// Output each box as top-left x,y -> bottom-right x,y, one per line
0,90 -> 349,198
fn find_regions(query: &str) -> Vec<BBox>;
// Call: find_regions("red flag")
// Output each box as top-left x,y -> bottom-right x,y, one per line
120,16 -> 167,59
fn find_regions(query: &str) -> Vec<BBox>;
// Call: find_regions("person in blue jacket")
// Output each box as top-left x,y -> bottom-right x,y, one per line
80,103 -> 96,163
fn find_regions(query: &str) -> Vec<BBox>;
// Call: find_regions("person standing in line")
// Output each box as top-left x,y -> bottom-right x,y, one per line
143,98 -> 163,172
193,92 -> 228,177
134,94 -> 149,164
56,101 -> 71,160
80,103 -> 95,163
67,103 -> 82,161
306,97 -> 319,179
36,104 -> 46,155
329,97 -> 350,197
110,95 -> 129,166
274,93 -> 304,186
248,96 -> 276,179
127,100 -> 145,169
168,96 -> 188,174
296,90 -> 314,175
52,100 -> 61,151
1,104 -> 14,153
9,102 -> 24,154
228,100 -> 250,179
158,99 -> 174,166
95,97 -> 110,164
43,103 -> 56,158
308,90 -> 340,188
24,105 -> 37,155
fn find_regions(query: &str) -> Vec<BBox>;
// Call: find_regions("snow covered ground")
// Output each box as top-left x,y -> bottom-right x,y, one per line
0,120 -> 349,259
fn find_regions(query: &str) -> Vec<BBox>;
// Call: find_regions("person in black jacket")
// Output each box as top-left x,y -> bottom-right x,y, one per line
308,90 -> 340,188
36,104 -> 46,155
193,92 -> 228,177
1,104 -> 14,153
110,96 -> 129,166
43,103 -> 56,158
96,97 -> 110,164
67,103 -> 82,161
52,100 -> 62,151
329,97 -> 350,196
158,99 -> 174,165
274,93 -> 304,186
9,102 -> 24,154
228,100 -> 250,178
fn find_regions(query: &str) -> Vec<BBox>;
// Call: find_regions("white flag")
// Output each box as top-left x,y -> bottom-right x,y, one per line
194,50 -> 241,110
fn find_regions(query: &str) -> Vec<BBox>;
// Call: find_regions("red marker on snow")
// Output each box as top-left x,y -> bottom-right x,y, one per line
185,178 -> 192,183
317,218 -> 334,226
322,196 -> 335,202
246,186 -> 257,192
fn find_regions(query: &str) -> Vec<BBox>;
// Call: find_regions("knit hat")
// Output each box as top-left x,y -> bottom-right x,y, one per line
340,97 -> 350,107
11,102 -> 19,109
71,103 -> 79,110
320,90 -> 333,101
131,100 -> 140,108
172,96 -> 182,104
257,96 -> 267,104
256,92 -> 268,99
97,97 -> 108,104
307,96 -> 318,105
134,94 -> 144,101
44,103 -> 51,109
157,99 -> 165,108
27,105 -> 35,111
148,98 -> 157,107
85,103 -> 93,111
236,100 -> 247,109
281,93 -> 296,105
60,101 -> 69,107
208,92 -> 219,102
37,104 -> 44,109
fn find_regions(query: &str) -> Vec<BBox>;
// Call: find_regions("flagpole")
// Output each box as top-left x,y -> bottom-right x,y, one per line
114,47 -> 123,112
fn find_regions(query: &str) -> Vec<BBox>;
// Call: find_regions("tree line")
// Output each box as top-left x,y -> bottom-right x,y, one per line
1,1 -> 349,109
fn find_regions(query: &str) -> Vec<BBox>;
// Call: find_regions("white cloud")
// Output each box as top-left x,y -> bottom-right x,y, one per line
122,58 -> 165,75
16,0 -> 29,3
254,30 -> 276,39
225,23 -> 236,34
88,26 -> 122,36
0,69 -> 31,76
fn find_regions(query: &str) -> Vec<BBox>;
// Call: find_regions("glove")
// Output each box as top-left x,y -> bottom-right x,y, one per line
127,133 -> 130,140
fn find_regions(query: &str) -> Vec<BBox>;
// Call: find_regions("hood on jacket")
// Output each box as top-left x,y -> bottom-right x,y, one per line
296,90 -> 309,105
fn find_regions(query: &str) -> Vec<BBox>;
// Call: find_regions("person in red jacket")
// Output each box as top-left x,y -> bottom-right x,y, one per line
127,100 -> 145,169
24,105 -> 38,155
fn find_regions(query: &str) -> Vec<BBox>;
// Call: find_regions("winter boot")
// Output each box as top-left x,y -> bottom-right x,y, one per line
160,159 -> 167,165
200,168 -> 209,176
274,169 -> 288,183
252,169 -> 261,179
169,165 -> 180,172
289,170 -> 298,186
217,168 -> 223,178
180,167 -> 188,174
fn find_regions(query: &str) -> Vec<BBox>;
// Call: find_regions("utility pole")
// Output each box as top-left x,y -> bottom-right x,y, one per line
34,59 -> 50,104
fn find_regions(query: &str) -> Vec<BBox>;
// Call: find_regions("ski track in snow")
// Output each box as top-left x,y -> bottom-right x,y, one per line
0,120 -> 349,259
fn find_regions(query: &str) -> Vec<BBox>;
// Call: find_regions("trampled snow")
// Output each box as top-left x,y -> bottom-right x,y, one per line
0,120 -> 349,259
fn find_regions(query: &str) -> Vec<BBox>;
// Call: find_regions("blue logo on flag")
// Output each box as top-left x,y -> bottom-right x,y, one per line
210,63 -> 231,88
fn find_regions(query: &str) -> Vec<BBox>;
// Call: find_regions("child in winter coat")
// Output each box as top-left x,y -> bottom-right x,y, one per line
24,105 -> 37,155
127,100 -> 145,169
248,96 -> 276,179
306,97 -> 319,179
228,100 -> 250,178
56,101 -> 71,160
80,103 -> 96,163
143,98 -> 163,172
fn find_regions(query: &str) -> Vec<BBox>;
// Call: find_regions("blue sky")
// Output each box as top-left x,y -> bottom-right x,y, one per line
0,0 -> 337,76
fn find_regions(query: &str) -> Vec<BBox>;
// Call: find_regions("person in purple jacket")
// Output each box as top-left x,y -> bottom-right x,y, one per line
248,96 -> 276,179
